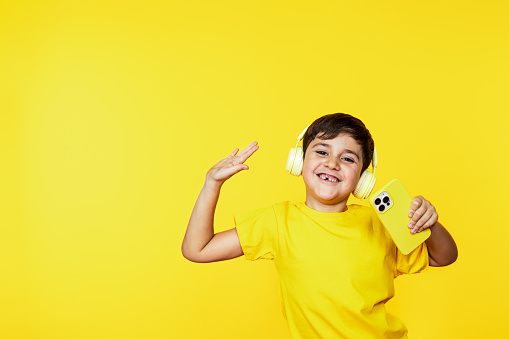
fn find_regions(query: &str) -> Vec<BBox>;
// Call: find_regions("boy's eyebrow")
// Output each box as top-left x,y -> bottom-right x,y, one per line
312,142 -> 360,160
312,142 -> 331,148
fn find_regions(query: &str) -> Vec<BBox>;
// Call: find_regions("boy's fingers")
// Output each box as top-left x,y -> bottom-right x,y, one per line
407,195 -> 438,233
413,208 -> 434,228
221,142 -> 258,169
420,214 -> 438,231
237,142 -> 259,162
414,217 -> 434,233
229,148 -> 240,157
408,204 -> 426,225
407,205 -> 426,231
409,208 -> 437,233
222,164 -> 249,178
408,197 -> 422,218
427,213 -> 438,227
237,141 -> 258,155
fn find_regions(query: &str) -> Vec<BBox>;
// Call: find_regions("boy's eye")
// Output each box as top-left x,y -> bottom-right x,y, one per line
342,157 -> 355,163
316,151 -> 328,156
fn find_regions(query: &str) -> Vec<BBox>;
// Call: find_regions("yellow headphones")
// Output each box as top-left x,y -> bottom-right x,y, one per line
286,125 -> 378,199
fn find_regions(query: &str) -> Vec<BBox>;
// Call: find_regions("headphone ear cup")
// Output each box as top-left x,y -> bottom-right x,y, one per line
286,147 -> 304,176
292,147 -> 304,176
286,148 -> 296,173
353,170 -> 376,199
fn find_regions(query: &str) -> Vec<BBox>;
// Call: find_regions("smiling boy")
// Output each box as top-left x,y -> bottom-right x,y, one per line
303,133 -> 363,212
182,113 -> 457,338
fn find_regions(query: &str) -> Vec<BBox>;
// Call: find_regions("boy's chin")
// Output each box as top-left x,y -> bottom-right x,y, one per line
306,188 -> 353,204
319,192 -> 351,202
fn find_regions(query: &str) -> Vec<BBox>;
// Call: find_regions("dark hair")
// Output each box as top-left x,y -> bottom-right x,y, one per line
303,113 -> 375,173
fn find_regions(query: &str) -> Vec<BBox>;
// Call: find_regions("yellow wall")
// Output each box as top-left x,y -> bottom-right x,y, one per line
1,1 -> 508,338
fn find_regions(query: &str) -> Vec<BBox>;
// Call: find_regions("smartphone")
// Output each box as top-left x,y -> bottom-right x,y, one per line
369,179 -> 431,255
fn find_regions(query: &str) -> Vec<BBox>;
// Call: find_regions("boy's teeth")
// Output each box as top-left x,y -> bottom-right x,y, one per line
319,174 -> 339,182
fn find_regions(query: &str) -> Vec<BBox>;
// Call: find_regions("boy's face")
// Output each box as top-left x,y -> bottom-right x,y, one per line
302,133 -> 363,212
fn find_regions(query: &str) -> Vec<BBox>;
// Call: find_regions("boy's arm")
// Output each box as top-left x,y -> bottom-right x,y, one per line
181,142 -> 258,263
408,196 -> 458,267
423,221 -> 457,267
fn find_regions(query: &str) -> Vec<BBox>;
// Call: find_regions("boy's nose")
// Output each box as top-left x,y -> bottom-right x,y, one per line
324,158 -> 340,170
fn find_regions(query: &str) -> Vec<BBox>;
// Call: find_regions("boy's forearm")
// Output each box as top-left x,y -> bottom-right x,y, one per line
182,180 -> 222,260
425,222 -> 458,267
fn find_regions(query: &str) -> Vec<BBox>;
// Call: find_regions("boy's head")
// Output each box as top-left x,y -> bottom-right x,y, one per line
303,113 -> 375,174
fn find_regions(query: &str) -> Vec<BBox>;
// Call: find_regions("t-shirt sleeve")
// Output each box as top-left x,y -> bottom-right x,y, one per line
234,205 -> 278,261
395,242 -> 429,277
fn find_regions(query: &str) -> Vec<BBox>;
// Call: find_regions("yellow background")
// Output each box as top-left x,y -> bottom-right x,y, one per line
1,0 -> 508,338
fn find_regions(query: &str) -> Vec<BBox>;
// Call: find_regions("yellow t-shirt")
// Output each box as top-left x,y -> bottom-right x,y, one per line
234,201 -> 428,339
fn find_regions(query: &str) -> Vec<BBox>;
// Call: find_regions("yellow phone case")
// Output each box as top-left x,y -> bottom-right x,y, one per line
369,179 -> 431,255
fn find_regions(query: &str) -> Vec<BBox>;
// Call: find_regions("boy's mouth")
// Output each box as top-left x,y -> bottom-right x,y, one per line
317,173 -> 340,183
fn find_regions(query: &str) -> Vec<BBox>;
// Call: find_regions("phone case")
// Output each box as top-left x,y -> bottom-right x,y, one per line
369,179 -> 431,255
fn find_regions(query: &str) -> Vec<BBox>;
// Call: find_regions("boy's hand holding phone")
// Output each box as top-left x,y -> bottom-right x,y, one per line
370,179 -> 456,261
370,179 -> 432,254
408,196 -> 438,234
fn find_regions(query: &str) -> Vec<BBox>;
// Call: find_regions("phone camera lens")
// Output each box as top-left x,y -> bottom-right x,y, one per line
378,205 -> 385,212
383,196 -> 390,204
374,198 -> 381,205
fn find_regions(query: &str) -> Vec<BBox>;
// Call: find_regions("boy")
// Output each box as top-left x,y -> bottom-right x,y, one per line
182,113 -> 457,338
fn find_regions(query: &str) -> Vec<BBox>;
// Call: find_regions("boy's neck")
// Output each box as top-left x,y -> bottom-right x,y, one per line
304,197 -> 349,213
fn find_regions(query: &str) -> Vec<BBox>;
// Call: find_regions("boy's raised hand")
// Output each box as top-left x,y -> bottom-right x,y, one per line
408,196 -> 438,234
206,141 -> 259,185
183,142 -> 258,263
